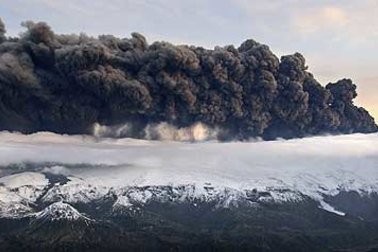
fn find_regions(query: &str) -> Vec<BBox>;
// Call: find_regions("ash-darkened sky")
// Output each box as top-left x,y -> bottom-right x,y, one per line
1,0 -> 377,119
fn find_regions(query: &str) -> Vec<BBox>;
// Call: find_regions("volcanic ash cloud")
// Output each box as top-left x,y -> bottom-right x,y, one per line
0,18 -> 376,140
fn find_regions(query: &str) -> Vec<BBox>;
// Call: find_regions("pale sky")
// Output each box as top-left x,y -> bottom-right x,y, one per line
0,0 -> 377,119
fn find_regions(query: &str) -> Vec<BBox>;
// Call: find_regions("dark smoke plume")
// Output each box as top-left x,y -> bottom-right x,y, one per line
0,18 -> 5,43
0,19 -> 376,140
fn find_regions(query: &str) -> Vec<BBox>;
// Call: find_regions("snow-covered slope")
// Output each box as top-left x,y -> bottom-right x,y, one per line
34,201 -> 92,223
0,132 -> 377,219
0,172 -> 50,217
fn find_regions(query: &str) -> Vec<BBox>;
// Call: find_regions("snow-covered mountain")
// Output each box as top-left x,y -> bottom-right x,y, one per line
0,132 -> 377,217
33,201 -> 92,223
0,132 -> 378,251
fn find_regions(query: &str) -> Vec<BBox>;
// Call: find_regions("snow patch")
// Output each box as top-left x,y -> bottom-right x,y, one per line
319,201 -> 345,216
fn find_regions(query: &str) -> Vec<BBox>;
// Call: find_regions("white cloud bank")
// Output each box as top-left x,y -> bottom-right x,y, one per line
0,131 -> 377,193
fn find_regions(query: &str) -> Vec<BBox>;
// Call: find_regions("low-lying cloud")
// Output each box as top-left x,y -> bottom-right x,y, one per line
0,131 -> 377,192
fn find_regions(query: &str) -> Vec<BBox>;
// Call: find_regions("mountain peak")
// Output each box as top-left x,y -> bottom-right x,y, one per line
34,202 -> 91,222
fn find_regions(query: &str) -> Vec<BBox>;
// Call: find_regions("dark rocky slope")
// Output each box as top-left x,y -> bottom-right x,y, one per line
1,198 -> 378,252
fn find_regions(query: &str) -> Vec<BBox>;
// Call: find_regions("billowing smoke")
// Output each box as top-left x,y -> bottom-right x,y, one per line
0,17 -> 5,43
0,19 -> 376,140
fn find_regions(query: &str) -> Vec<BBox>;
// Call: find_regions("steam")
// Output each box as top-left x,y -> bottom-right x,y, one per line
144,122 -> 218,141
93,122 -> 219,141
41,165 -> 71,176
0,18 -> 376,140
